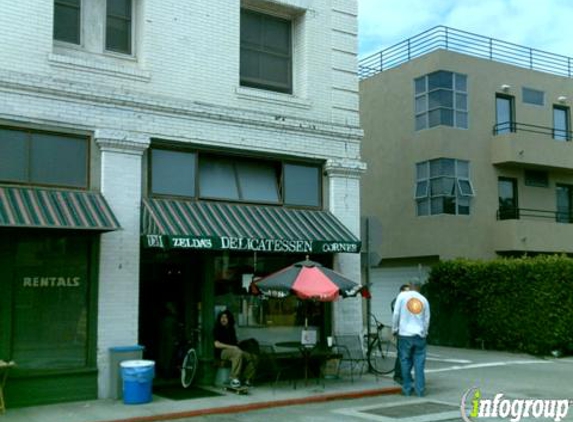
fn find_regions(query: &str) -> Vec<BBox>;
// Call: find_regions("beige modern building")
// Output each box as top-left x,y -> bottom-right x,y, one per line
359,27 -> 573,321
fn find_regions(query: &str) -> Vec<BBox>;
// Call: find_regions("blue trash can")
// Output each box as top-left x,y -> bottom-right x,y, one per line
120,360 -> 155,404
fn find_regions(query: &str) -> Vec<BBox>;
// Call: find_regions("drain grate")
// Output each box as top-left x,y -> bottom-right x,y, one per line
362,402 -> 459,418
334,400 -> 462,422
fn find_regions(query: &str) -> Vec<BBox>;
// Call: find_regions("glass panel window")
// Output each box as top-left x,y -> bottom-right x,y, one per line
151,149 -> 196,197
12,235 -> 90,368
240,9 -> 292,94
495,94 -> 514,134
416,158 -> 474,216
498,177 -> 518,220
236,161 -> 280,203
283,164 -> 320,207
30,133 -> 88,188
415,70 -> 468,130
522,87 -> 544,106
199,157 -> 240,200
553,106 -> 570,141
0,128 -> 28,182
54,0 -> 81,44
524,170 -> 549,187
556,184 -> 573,223
0,128 -> 88,188
106,0 -> 132,54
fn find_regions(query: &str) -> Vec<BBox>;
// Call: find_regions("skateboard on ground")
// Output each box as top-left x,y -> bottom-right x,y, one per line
223,385 -> 249,395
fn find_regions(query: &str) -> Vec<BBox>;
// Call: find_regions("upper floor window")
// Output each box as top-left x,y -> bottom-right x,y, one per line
495,94 -> 515,134
415,158 -> 474,216
149,148 -> 321,208
54,0 -> 81,44
553,105 -> 570,141
522,87 -> 544,106
240,9 -> 292,94
0,127 -> 88,189
415,71 -> 468,131
53,0 -> 135,56
106,0 -> 132,54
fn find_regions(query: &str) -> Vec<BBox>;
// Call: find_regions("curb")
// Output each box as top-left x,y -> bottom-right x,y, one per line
101,386 -> 402,422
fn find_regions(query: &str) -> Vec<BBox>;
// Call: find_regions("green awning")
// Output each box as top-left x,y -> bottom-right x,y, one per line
141,198 -> 361,254
0,185 -> 120,231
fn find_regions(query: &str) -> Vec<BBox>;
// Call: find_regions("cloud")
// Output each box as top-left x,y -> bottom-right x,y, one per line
359,0 -> 573,58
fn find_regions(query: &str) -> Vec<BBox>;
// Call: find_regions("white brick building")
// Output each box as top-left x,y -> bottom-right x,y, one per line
0,0 -> 364,406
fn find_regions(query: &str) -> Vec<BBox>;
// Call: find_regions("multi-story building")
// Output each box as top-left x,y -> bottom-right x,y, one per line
0,0 -> 364,407
360,26 -> 573,322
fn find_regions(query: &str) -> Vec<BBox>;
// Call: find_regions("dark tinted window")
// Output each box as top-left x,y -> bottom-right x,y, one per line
106,0 -> 132,54
54,0 -> 81,44
240,9 -> 292,93
283,164 -> 320,207
151,149 -> 196,197
0,128 -> 88,188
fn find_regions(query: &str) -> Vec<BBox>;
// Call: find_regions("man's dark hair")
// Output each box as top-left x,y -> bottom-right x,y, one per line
399,284 -> 410,292
215,309 -> 235,328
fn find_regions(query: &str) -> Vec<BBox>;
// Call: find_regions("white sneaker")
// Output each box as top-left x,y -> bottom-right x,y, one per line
230,378 -> 241,388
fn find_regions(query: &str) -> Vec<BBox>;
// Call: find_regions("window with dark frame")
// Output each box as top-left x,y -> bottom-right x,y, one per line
414,70 -> 468,131
149,148 -> 321,208
0,127 -> 88,189
522,87 -> 545,106
240,9 -> 292,94
415,158 -> 474,216
524,170 -> 549,188
556,184 -> 573,223
495,94 -> 515,134
106,0 -> 132,54
553,105 -> 570,141
53,0 -> 81,44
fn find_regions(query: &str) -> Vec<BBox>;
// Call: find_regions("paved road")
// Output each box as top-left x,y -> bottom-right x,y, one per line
178,345 -> 573,421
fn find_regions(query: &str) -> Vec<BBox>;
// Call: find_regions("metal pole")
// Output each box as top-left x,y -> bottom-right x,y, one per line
365,217 -> 371,338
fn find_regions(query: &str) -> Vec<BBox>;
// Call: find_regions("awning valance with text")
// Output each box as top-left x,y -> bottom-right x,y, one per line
141,198 -> 361,254
0,185 -> 120,231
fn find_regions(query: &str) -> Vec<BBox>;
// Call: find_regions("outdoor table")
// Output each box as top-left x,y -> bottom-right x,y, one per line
0,360 -> 15,414
275,341 -> 326,385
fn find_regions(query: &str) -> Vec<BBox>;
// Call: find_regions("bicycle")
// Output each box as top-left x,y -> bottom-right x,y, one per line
366,314 -> 398,375
176,328 -> 201,388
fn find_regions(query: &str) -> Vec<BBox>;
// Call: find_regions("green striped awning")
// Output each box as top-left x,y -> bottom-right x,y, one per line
0,186 -> 120,231
141,198 -> 361,254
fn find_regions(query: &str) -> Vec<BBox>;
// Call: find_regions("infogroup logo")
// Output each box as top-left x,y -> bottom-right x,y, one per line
461,387 -> 571,422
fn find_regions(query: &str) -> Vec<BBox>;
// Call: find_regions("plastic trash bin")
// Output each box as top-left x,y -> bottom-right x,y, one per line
109,345 -> 144,399
120,360 -> 155,404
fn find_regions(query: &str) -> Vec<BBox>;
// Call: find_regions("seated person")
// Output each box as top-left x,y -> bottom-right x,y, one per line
213,309 -> 257,388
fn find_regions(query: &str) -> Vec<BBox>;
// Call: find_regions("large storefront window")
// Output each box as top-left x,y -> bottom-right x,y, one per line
213,252 -> 326,328
9,234 -> 91,369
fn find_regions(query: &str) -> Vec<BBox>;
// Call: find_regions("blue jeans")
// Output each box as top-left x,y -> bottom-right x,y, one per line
398,335 -> 427,396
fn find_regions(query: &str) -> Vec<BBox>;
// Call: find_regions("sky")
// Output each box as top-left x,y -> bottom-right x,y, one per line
358,0 -> 573,59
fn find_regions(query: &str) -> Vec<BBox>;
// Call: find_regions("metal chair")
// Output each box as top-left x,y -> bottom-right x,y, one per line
333,335 -> 368,382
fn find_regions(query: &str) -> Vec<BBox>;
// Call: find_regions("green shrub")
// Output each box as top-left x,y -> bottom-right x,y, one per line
426,256 -> 573,355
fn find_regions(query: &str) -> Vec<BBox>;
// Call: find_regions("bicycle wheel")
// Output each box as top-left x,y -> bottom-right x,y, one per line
181,348 -> 198,388
368,337 -> 397,374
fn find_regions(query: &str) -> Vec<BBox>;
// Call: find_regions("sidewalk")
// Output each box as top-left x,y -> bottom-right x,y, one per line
1,373 -> 401,422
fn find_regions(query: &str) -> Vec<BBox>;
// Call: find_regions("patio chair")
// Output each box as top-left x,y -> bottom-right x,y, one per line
333,334 -> 368,382
257,344 -> 299,390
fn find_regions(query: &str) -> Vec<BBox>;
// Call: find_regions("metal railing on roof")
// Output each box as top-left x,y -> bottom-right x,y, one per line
359,26 -> 573,80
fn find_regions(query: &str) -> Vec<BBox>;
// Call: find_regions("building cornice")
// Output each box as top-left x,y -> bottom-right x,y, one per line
0,70 -> 363,142
324,159 -> 367,179
95,130 -> 150,156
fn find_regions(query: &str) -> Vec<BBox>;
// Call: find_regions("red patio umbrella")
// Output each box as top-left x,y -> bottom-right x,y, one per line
250,258 -> 370,302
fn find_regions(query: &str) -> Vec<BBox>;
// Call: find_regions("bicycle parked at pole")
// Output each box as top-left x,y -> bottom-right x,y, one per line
175,327 -> 201,388
366,314 -> 398,375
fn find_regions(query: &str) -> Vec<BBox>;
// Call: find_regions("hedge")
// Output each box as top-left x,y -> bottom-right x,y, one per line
425,255 -> 573,355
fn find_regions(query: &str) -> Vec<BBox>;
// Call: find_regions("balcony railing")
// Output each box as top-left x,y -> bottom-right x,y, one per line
359,26 -> 573,80
493,122 -> 573,140
497,207 -> 572,223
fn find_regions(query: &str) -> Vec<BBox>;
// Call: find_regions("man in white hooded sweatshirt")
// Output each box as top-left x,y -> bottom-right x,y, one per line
392,282 -> 430,397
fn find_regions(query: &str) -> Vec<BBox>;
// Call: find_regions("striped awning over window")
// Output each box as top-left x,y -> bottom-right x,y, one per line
0,186 -> 120,231
141,198 -> 361,254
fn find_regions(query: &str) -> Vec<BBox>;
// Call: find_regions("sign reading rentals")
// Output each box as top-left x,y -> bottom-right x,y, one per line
143,235 -> 360,254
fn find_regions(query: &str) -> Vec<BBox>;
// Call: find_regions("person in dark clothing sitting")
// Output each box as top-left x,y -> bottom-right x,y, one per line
213,309 -> 257,388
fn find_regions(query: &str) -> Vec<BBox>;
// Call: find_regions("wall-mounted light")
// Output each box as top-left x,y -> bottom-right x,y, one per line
500,84 -> 511,92
558,95 -> 568,103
